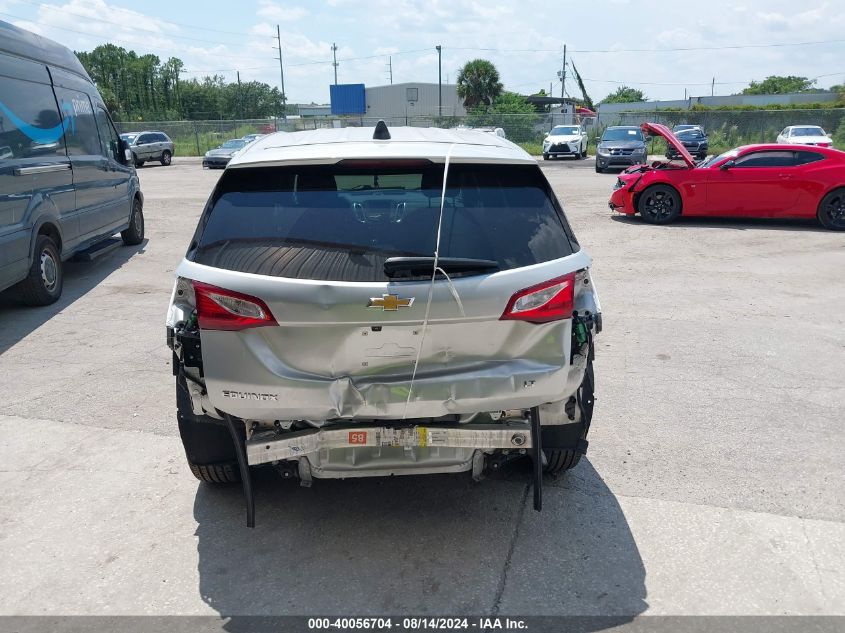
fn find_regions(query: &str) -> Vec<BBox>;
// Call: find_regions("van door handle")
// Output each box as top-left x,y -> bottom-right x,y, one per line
14,163 -> 71,176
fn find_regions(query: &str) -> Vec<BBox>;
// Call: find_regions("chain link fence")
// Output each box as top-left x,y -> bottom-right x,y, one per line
116,109 -> 844,157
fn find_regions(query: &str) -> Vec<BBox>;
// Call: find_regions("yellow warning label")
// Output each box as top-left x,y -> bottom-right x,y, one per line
417,427 -> 428,448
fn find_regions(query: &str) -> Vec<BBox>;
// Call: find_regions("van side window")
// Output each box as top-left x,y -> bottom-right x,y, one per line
0,74 -> 66,160
52,87 -> 100,156
94,107 -> 119,161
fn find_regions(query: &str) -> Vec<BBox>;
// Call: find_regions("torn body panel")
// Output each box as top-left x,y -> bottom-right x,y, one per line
175,250 -> 595,423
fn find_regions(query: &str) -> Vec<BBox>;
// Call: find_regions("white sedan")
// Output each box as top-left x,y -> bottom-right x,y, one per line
543,125 -> 587,160
776,125 -> 833,148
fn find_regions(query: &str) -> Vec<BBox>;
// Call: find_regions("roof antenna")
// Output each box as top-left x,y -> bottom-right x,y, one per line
373,120 -> 391,140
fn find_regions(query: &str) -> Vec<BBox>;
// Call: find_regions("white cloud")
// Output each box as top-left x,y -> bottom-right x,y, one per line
11,19 -> 43,34
255,1 -> 308,21
7,0 -> 845,106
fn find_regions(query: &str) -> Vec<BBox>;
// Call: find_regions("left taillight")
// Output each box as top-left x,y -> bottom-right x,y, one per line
500,273 -> 576,324
192,281 -> 277,331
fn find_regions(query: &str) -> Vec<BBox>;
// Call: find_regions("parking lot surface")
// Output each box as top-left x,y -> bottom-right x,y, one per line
1,157 -> 843,616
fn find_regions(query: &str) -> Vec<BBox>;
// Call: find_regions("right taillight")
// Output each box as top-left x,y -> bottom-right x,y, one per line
192,281 -> 277,331
500,273 -> 576,324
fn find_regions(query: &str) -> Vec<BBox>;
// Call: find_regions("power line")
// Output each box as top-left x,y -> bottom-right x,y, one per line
447,38 -> 845,54
18,0 -> 253,38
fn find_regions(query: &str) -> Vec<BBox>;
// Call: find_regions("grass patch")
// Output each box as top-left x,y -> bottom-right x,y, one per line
517,141 -> 544,155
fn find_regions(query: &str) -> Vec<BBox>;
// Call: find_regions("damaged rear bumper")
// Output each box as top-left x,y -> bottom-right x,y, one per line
246,422 -> 533,466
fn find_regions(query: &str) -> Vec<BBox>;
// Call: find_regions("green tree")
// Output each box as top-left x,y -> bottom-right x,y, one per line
601,86 -> 646,104
456,59 -> 503,108
466,92 -> 537,142
570,61 -> 595,111
742,75 -> 816,95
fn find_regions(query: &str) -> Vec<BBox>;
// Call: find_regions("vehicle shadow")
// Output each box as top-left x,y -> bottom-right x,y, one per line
192,459 -> 647,628
0,240 -> 147,356
610,214 -> 826,232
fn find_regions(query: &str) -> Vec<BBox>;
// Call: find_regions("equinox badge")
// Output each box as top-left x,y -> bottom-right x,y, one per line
367,294 -> 414,311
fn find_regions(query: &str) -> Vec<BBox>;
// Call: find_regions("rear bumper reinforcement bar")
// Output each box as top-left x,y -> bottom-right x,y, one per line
246,423 -> 533,466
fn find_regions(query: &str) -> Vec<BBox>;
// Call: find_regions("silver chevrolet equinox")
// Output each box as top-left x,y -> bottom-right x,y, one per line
166,122 -> 602,526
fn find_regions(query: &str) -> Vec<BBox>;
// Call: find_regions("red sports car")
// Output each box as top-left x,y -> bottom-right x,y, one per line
608,122 -> 845,230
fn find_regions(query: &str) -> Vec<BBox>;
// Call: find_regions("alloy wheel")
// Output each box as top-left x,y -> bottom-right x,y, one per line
824,193 -> 845,227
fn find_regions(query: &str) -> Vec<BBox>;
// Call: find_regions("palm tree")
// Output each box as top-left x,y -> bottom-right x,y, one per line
456,59 -> 503,109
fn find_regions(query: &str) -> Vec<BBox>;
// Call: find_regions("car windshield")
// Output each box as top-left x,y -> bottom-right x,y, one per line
221,139 -> 247,149
677,129 -> 704,139
602,128 -> 643,141
193,162 -> 577,282
698,149 -> 738,168
551,127 -> 580,136
791,126 -> 825,137
121,133 -> 137,143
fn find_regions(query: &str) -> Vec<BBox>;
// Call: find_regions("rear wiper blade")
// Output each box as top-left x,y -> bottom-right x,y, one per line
384,257 -> 499,278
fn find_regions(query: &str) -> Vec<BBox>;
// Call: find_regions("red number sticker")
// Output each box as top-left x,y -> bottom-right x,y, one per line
348,431 -> 367,445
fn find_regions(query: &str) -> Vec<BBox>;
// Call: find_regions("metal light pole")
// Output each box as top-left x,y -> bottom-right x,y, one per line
436,45 -> 442,116
275,25 -> 287,120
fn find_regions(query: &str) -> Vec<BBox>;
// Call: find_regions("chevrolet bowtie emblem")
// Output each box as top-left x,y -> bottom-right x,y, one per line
367,294 -> 414,311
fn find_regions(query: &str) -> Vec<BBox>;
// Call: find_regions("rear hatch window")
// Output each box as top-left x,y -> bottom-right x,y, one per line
190,162 -> 578,282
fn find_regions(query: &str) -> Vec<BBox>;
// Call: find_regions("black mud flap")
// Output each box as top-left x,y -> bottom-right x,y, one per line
224,413 -> 255,529
529,406 -> 543,512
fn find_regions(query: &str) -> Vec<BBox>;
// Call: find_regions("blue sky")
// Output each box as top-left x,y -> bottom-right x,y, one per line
2,0 -> 843,104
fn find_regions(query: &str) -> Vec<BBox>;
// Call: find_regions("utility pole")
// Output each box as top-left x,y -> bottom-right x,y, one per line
332,43 -> 338,85
237,70 -> 243,119
436,45 -> 442,116
388,56 -> 393,84
711,77 -> 715,97
274,25 -> 287,120
561,44 -> 567,99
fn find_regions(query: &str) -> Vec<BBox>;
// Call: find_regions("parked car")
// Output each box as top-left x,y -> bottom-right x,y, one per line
595,126 -> 648,172
120,131 -> 174,167
202,138 -> 249,169
0,20 -> 144,306
609,122 -> 845,230
666,127 -> 709,161
776,125 -> 833,148
166,123 -> 602,525
542,125 -> 587,160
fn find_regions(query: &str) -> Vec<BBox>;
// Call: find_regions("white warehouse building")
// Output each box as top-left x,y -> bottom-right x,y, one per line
364,83 -> 467,119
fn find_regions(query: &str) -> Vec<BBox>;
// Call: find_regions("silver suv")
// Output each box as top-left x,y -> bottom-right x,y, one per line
166,123 -> 602,526
120,131 -> 174,167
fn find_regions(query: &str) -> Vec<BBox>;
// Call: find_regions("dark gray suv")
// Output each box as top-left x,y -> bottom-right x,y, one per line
0,20 -> 145,306
595,126 -> 648,173
120,131 -> 174,167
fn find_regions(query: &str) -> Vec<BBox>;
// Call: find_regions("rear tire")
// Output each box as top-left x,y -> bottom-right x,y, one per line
543,153 -> 549,160
817,188 -> 845,230
543,361 -> 594,475
160,150 -> 172,166
189,462 -> 240,484
581,146 -> 587,158
121,198 -> 144,245
17,234 -> 63,306
177,375 -> 242,484
637,184 -> 681,224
